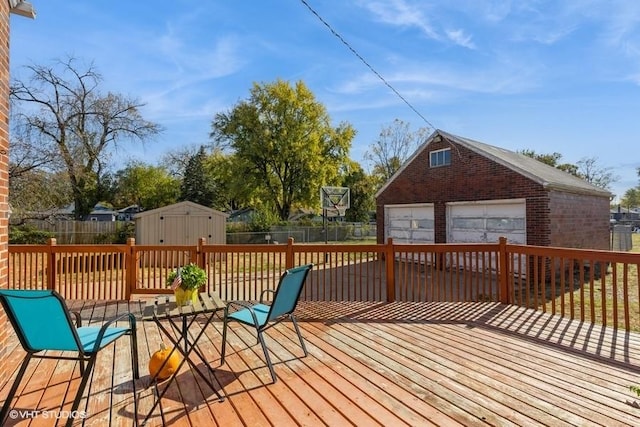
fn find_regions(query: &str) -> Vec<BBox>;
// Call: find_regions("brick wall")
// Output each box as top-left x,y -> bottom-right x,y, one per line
376,135 -> 609,250
0,2 -> 9,386
548,191 -> 610,250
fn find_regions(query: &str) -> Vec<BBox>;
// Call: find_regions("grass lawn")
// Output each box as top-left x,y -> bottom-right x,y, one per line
546,233 -> 640,331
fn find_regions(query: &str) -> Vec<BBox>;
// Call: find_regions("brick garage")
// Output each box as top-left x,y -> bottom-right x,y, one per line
376,130 -> 611,250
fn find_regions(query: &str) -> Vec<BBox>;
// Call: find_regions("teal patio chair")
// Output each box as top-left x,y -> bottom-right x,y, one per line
0,289 -> 139,427
221,264 -> 313,382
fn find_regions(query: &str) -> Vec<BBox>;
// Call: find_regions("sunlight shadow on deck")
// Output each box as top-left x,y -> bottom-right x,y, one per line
295,300 -> 640,370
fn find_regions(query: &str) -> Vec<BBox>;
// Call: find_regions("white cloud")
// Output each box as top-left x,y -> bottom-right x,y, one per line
445,28 -> 476,49
360,0 -> 476,49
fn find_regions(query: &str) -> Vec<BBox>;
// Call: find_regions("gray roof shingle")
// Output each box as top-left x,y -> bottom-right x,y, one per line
376,129 -> 612,198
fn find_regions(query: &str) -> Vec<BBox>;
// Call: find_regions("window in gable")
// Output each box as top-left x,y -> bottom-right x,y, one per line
430,148 -> 451,167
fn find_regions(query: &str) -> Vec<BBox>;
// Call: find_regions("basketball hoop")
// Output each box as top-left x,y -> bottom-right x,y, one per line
320,186 -> 350,213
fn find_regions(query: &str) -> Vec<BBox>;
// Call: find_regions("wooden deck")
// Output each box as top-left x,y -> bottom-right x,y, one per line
2,300 -> 640,426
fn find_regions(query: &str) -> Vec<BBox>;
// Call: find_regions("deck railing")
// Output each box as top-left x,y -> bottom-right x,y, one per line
8,237 -> 640,330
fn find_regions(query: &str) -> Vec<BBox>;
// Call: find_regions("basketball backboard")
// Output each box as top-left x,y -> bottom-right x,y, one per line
320,186 -> 350,214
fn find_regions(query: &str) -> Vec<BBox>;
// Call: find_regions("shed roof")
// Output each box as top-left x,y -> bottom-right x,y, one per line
376,129 -> 612,198
133,201 -> 228,220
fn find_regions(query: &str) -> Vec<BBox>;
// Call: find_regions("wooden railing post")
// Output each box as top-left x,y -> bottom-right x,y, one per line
125,238 -> 136,300
46,238 -> 57,291
385,237 -> 395,303
286,237 -> 295,269
498,237 -> 509,304
197,237 -> 207,269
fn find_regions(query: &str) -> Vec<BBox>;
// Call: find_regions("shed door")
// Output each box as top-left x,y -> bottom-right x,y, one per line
447,199 -> 526,244
384,204 -> 435,243
160,215 -> 214,245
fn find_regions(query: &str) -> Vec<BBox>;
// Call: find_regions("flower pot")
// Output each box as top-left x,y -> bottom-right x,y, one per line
174,288 -> 198,306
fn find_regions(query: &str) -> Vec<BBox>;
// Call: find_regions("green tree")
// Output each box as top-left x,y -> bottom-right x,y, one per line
340,161 -> 375,223
10,57 -> 161,219
180,146 -> 216,206
520,151 -> 617,191
365,119 -> 428,188
210,79 -> 355,220
113,161 -> 179,210
204,152 -> 252,212
518,150 -> 578,175
621,188 -> 640,210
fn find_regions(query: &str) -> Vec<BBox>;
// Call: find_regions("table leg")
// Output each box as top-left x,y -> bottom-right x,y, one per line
141,312 -> 224,426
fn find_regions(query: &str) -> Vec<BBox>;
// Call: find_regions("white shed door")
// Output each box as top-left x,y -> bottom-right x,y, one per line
447,199 -> 526,244
384,204 -> 435,243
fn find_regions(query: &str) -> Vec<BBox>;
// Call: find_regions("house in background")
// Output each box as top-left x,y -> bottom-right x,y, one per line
376,130 -> 611,250
117,205 -> 142,221
610,206 -> 640,223
84,203 -> 118,222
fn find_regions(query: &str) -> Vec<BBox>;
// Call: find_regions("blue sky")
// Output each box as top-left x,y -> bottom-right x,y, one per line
9,1 -> 640,202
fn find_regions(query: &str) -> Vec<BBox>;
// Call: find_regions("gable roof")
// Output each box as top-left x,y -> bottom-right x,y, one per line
376,129 -> 612,198
133,201 -> 228,220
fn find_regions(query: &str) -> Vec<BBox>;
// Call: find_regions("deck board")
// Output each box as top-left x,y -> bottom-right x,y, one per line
1,300 -> 640,426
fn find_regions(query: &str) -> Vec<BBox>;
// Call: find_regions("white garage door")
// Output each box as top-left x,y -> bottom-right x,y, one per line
384,204 -> 435,244
447,199 -> 526,244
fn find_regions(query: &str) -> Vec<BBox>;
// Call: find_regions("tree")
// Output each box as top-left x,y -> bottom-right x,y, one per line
365,119 -> 429,188
160,144 -> 201,178
519,150 -> 618,191
9,169 -> 72,224
621,188 -> 640,210
10,57 -> 162,219
8,102 -> 59,180
204,152 -> 252,212
180,146 -> 216,206
576,157 -> 618,191
340,161 -> 375,223
210,79 -> 355,220
113,161 -> 179,210
518,150 -> 578,175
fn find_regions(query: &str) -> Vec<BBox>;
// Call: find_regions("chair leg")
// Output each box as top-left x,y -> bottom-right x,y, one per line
66,355 -> 96,427
257,330 -> 277,383
0,354 -> 32,425
129,328 -> 139,426
220,318 -> 228,365
129,324 -> 140,379
290,314 -> 308,357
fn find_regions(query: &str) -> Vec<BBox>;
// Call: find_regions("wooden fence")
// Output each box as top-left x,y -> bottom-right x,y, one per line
8,237 -> 640,330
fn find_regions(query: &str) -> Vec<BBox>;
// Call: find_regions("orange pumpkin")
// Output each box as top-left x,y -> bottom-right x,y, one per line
148,343 -> 181,381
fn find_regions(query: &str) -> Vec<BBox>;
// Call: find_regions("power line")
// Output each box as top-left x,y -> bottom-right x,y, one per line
299,0 -> 436,131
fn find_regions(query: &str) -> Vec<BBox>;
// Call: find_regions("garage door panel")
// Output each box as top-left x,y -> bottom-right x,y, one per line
412,231 -> 435,241
448,200 -> 526,244
452,217 -> 484,229
390,219 -> 412,229
450,230 -> 487,243
486,217 -> 525,231
385,204 -> 435,244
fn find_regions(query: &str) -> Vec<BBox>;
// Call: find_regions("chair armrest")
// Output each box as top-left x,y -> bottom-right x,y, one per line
90,312 -> 136,353
259,289 -> 275,304
71,311 -> 82,327
224,300 -> 261,326
224,300 -> 254,314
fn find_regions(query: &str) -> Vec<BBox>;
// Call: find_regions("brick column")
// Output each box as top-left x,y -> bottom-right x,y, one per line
0,2 -> 11,386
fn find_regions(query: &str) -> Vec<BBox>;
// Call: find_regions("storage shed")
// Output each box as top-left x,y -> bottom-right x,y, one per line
376,130 -> 612,250
134,201 -> 228,245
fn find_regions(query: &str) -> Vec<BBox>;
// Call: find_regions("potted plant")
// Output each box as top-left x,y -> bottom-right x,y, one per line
167,263 -> 207,306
